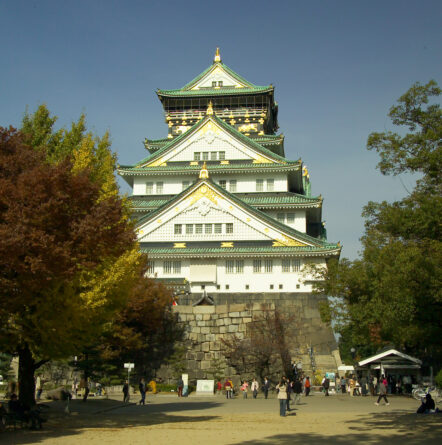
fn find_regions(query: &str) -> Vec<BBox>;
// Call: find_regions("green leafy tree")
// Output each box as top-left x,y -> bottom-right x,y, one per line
317,80 -> 441,368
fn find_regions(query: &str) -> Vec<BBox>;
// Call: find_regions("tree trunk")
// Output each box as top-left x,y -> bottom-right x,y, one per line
18,344 -> 36,408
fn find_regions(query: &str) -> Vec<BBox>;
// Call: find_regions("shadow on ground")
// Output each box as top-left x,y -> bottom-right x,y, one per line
0,398 -> 221,444
238,411 -> 442,445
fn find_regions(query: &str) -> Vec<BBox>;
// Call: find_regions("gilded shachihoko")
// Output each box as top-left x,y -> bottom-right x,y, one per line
119,49 -> 342,380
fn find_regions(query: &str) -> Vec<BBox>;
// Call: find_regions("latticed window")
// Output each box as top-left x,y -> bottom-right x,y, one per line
173,261 -> 181,274
264,259 -> 273,273
229,180 -> 237,192
174,224 -> 182,235
146,182 -> 153,194
182,181 -> 190,190
186,224 -> 193,234
277,213 -> 285,223
226,223 -> 233,234
202,152 -> 209,161
219,151 -> 225,160
214,223 -> 222,234
219,180 -> 226,189
253,259 -> 262,273
210,152 -> 217,161
205,224 -> 212,234
147,260 -> 155,274
194,152 -> 201,161
156,182 -> 163,194
235,260 -> 244,273
226,260 -> 234,274
267,179 -> 274,192
282,259 -> 291,273
163,261 -> 173,274
256,179 -> 264,192
195,224 -> 203,234
287,213 -> 295,224
292,259 -> 301,272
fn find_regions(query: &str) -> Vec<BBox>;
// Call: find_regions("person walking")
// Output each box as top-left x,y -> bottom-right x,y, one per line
251,378 -> 259,399
35,376 -> 43,401
177,376 -> 184,397
139,378 -> 146,405
293,378 -> 303,405
240,380 -> 249,399
224,378 -> 233,399
304,376 -> 311,396
286,380 -> 294,411
375,377 -> 390,406
123,380 -> 130,403
276,379 -> 288,417
263,377 -> 270,399
340,376 -> 347,394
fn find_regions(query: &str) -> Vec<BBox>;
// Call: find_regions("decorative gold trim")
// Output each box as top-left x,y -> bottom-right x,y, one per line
221,242 -> 233,248
252,155 -> 273,164
157,219 -> 162,223
220,160 -> 229,164
274,236 -> 307,247
190,161 -> 199,166
214,47 -> 221,63
188,184 -> 220,206
199,161 -> 209,179
206,101 -> 214,115
174,243 -> 186,248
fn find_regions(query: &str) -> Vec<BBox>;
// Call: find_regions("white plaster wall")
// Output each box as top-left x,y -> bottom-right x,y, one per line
264,210 -> 306,233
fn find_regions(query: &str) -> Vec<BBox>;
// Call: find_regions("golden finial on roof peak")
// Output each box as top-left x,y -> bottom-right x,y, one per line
199,161 -> 209,179
214,47 -> 221,63
206,101 -> 214,115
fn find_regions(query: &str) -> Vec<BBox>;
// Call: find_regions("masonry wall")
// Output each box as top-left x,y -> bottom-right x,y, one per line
168,293 -> 341,383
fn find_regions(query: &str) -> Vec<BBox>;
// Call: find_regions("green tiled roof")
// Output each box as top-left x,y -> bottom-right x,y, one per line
120,113 -> 291,171
143,138 -> 169,152
135,178 -> 337,250
157,62 -> 273,98
129,192 -> 321,210
140,245 -> 340,257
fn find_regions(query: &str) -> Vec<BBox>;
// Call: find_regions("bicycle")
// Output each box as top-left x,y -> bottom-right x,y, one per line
412,386 -> 441,403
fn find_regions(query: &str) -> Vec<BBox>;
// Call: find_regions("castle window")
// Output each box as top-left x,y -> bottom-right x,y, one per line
156,182 -> 163,194
253,259 -> 262,273
214,223 -> 222,234
226,284 -> 230,290
195,224 -> 203,234
147,260 -> 155,274
210,152 -> 217,161
218,81 -> 223,87
287,213 -> 295,224
212,81 -> 217,87
194,152 -> 201,161
279,284 -> 283,289
202,152 -> 209,161
173,261 -> 181,274
205,224 -> 213,234
174,224 -> 182,235
186,224 -> 193,234
226,260 -> 234,274
296,284 -> 300,289
264,259 -> 273,273
226,223 -> 233,234
182,181 -> 190,190
219,180 -> 226,189
292,259 -> 301,272
267,179 -> 274,192
245,284 -> 249,290
217,285 -> 220,290
163,261 -> 173,274
256,179 -> 264,192
282,259 -> 291,273
229,180 -> 237,192
277,213 -> 285,223
219,151 -> 225,160
270,284 -> 274,290
146,182 -> 153,194
235,260 -> 244,273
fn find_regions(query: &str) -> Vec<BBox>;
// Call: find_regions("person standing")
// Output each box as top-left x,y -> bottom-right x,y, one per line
263,377 -> 270,399
323,377 -> 330,396
35,376 -> 43,401
293,378 -> 302,404
340,376 -> 347,394
276,379 -> 288,417
123,380 -> 130,403
240,380 -> 248,399
177,376 -> 184,397
286,380 -> 294,410
304,376 -> 311,396
251,378 -> 259,399
224,378 -> 233,399
375,377 -> 389,406
139,378 -> 146,405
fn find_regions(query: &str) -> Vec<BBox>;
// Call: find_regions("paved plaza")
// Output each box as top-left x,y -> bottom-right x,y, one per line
1,393 -> 441,445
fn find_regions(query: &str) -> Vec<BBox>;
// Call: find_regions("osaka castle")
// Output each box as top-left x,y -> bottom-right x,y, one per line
119,49 -> 341,303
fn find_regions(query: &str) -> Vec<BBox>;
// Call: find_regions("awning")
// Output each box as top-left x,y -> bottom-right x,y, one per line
357,349 -> 422,369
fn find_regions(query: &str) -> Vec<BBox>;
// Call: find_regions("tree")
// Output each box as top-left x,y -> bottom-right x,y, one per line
222,308 -> 299,381
0,127 -> 143,406
317,80 -> 442,368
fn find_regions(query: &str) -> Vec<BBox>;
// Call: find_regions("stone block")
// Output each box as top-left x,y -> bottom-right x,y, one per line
216,318 -> 225,326
219,326 -> 226,333
242,317 -> 252,323
201,327 -> 210,334
200,360 -> 211,370
210,341 -> 220,351
197,321 -> 206,327
193,327 -> 201,333
216,305 -> 228,314
198,334 -> 206,342
229,304 -> 245,312
193,344 -> 201,352
238,324 -> 246,332
195,314 -> 203,321
231,318 -> 240,324
176,306 -> 193,314
187,360 -> 197,370
206,334 -> 216,342
228,312 -> 240,318
228,324 -> 238,333
240,311 -> 251,317
194,306 -> 215,314
201,342 -> 210,352
203,314 -> 211,321
224,317 -> 231,325
196,352 -> 205,361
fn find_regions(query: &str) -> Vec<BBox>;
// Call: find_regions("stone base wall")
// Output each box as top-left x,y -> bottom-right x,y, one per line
164,293 -> 341,384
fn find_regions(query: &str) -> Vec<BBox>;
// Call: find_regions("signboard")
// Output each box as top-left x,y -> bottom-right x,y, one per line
124,363 -> 134,369
325,372 -> 335,380
196,379 -> 214,395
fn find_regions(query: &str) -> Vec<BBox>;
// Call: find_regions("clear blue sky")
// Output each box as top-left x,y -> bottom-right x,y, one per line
1,0 -> 441,259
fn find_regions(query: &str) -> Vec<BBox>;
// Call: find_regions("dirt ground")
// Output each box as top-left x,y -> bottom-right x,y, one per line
1,393 -> 441,445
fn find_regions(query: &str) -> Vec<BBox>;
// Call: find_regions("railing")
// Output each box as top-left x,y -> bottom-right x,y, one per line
165,107 -> 267,120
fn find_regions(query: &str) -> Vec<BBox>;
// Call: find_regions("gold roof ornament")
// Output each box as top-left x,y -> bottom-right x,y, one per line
199,161 -> 209,179
206,101 -> 214,115
214,47 -> 221,63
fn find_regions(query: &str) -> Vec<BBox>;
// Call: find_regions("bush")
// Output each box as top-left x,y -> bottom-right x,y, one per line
435,370 -> 442,389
